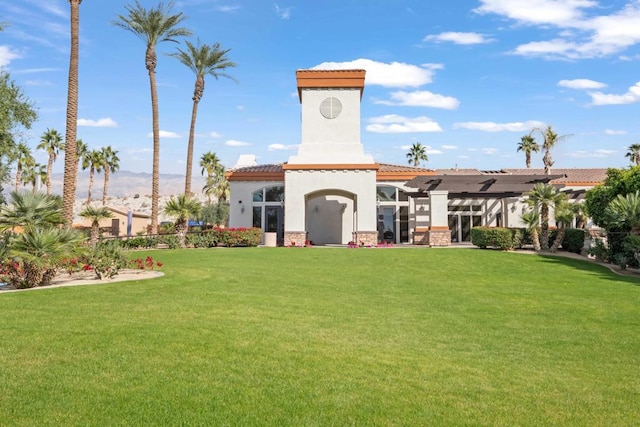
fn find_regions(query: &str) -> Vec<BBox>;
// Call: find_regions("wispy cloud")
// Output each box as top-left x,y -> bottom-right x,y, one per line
274,4 -> 291,19
366,115 -> 443,134
589,81 -> 640,105
78,118 -> 118,128
423,31 -> 494,45
217,5 -> 242,13
0,45 -> 21,67
268,143 -> 297,151
453,120 -> 545,132
313,59 -> 442,88
557,78 -> 607,90
442,145 -> 458,150
568,149 -> 616,158
147,130 -> 180,138
375,90 -> 460,109
605,129 -> 627,135
475,0 -> 640,59
225,139 -> 251,147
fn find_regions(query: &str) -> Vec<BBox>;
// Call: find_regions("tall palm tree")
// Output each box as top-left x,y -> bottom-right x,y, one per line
113,1 -> 191,234
536,125 -> 571,175
406,142 -> 428,167
37,128 -> 64,194
526,182 -> 567,251
625,143 -> 640,166
12,142 -> 35,192
169,39 -> 236,195
62,0 -> 83,225
516,134 -> 539,168
99,146 -> 120,205
163,193 -> 201,248
79,205 -> 113,245
80,148 -> 104,203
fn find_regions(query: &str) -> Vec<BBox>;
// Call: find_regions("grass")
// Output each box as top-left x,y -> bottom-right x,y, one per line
0,248 -> 638,425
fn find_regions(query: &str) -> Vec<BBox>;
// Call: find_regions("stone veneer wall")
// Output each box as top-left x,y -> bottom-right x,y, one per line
412,228 -> 429,245
352,231 -> 378,247
284,231 -> 307,247
428,229 -> 451,247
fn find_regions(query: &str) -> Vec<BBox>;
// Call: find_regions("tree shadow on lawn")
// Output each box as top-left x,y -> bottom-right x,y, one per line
536,254 -> 640,286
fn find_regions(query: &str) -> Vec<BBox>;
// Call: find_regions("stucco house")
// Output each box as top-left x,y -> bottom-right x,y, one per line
227,69 -> 606,246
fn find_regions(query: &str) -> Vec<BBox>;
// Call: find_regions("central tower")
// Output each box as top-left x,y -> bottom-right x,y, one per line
283,69 -> 378,246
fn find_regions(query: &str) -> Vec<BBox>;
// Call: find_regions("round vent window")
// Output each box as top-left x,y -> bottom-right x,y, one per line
319,97 -> 342,119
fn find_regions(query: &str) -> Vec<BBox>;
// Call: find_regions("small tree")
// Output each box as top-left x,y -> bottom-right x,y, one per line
549,201 -> 575,253
521,209 -> 541,251
79,205 -> 114,245
406,142 -> 428,167
526,183 -> 566,251
163,194 -> 201,248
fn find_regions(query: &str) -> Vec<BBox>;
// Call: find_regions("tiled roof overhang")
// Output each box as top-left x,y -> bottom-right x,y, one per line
296,69 -> 366,101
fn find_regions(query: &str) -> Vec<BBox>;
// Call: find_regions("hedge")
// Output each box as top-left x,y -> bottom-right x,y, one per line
562,229 -> 585,253
470,227 -> 515,250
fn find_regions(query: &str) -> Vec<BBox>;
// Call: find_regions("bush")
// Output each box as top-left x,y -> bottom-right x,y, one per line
562,229 -> 585,253
84,241 -> 129,279
471,227 -> 514,250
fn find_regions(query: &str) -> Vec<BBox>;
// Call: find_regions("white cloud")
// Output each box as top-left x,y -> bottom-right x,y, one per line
217,5 -> 241,12
557,78 -> 606,90
482,148 -> 499,155
605,129 -> 627,135
225,139 -> 251,147
423,31 -> 494,45
475,0 -> 640,59
453,120 -> 545,132
569,149 -> 616,158
589,81 -> 640,105
209,131 -> 222,138
274,4 -> 291,19
312,59 -> 442,88
442,145 -> 458,150
0,45 -> 21,67
268,143 -> 297,151
147,130 -> 180,138
77,117 -> 118,128
366,115 -> 443,134
375,90 -> 460,109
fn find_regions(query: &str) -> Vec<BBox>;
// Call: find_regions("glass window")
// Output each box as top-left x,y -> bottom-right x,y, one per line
398,189 -> 408,202
252,189 -> 263,202
265,186 -> 285,202
377,186 -> 396,202
252,207 -> 262,228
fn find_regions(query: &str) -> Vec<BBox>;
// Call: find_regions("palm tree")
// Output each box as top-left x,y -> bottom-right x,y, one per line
536,125 -> 571,175
169,39 -> 236,195
604,191 -> 640,234
406,142 -> 428,167
549,200 -> 574,253
521,208 -> 541,251
99,146 -> 120,205
526,182 -> 567,251
79,205 -> 113,245
163,193 -> 201,248
200,151 -> 222,202
12,142 -> 35,191
37,128 -> 64,194
572,202 -> 588,229
516,134 -> 539,168
113,1 -> 191,235
0,190 -> 65,233
80,148 -> 104,203
62,0 -> 83,225
625,143 -> 640,166
21,163 -> 47,191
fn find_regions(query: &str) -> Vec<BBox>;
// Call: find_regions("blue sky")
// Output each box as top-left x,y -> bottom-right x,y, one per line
1,0 -> 640,175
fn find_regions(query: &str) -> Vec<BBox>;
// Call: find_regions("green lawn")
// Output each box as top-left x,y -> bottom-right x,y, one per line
0,248 -> 638,425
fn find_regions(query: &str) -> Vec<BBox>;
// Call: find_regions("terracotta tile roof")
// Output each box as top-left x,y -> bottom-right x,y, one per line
500,168 -> 607,185
435,168 -> 483,175
230,164 -> 284,173
378,163 -> 433,173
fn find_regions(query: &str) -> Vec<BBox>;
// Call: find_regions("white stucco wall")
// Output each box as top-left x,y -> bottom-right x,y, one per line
228,180 -> 283,228
288,88 -> 373,164
284,169 -> 377,237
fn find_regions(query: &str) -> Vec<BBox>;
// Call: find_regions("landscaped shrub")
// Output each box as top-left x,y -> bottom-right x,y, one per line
471,227 -> 514,250
121,236 -> 157,249
562,229 -> 586,253
84,241 -> 129,279
214,227 -> 262,247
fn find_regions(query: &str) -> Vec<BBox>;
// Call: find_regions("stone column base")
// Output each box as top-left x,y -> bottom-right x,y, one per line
412,227 -> 429,245
352,231 -> 378,247
428,227 -> 451,247
284,231 -> 307,247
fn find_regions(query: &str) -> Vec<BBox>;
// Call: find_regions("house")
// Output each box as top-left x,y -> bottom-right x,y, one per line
227,69 -> 606,246
76,206 -> 150,237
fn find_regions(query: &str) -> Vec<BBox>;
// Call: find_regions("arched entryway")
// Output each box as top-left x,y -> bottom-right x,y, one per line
305,189 -> 356,245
